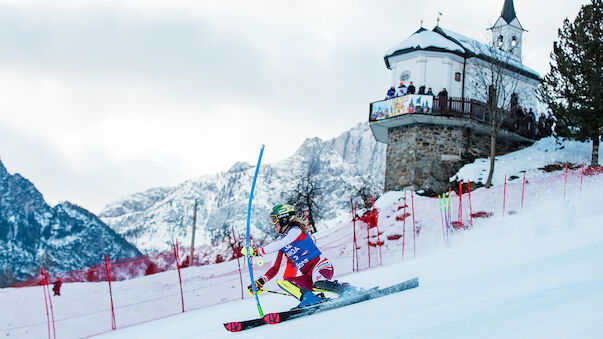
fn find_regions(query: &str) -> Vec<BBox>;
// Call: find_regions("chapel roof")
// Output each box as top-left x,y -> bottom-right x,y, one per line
383,25 -> 539,80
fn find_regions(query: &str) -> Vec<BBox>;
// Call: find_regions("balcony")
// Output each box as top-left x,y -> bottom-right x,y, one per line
369,95 -> 537,143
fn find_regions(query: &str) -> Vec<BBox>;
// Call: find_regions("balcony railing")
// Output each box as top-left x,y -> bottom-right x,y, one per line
369,95 -> 539,139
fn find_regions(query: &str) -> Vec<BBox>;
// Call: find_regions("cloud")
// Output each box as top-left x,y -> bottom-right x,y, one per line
0,0 -> 589,212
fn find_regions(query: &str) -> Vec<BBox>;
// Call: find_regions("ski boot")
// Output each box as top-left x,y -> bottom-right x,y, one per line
277,280 -> 323,309
313,280 -> 361,298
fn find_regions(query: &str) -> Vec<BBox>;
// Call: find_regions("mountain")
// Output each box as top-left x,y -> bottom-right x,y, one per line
0,159 -> 141,287
99,122 -> 386,253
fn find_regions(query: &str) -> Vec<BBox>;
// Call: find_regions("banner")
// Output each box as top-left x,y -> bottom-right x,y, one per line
370,95 -> 433,121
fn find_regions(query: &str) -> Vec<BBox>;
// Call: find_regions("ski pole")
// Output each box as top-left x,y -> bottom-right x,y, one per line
262,290 -> 291,296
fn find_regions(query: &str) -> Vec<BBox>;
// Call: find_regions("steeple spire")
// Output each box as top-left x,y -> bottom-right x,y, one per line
501,0 -> 517,24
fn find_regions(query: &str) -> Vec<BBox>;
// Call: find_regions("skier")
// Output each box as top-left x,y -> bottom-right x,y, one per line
242,204 -> 356,308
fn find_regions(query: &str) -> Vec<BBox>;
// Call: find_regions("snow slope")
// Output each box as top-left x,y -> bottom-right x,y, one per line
2,138 -> 602,338
95,170 -> 603,339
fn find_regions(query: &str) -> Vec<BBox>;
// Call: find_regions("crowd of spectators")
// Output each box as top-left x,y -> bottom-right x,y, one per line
382,82 -> 554,140
386,82 -> 435,99
512,106 -> 554,139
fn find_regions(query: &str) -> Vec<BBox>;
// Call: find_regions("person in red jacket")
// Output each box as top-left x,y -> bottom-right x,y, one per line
243,204 -> 355,308
52,278 -> 62,296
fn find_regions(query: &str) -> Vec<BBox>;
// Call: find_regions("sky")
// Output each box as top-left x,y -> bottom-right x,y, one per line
0,0 -> 588,213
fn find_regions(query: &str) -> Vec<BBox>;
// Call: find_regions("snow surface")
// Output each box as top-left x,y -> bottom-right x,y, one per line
2,139 -> 602,338
385,29 -> 464,55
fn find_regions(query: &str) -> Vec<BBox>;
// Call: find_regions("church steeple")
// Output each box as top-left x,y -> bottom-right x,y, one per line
490,0 -> 525,59
500,0 -> 517,24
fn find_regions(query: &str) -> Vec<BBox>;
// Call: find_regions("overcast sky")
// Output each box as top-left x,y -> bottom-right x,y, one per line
0,0 -> 587,213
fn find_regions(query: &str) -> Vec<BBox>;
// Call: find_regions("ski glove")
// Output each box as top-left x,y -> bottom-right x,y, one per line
241,246 -> 259,257
247,277 -> 266,296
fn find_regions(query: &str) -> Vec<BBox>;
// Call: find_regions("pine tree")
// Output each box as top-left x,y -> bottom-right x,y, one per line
538,0 -> 603,166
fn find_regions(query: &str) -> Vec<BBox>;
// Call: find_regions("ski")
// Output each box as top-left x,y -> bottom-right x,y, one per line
223,277 -> 419,332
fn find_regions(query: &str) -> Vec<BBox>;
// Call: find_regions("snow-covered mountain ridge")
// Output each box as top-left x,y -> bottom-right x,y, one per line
0,159 -> 141,287
99,122 -> 387,253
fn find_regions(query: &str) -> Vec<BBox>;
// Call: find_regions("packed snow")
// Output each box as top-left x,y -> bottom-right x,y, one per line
2,138 -> 602,338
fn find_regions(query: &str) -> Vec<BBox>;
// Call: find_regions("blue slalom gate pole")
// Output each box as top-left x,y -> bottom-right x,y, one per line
246,145 -> 265,317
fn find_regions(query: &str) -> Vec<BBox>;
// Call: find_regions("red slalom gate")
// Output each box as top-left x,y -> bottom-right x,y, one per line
458,182 -> 463,224
371,196 -> 383,266
564,164 -> 568,200
521,172 -> 526,209
402,190 -> 407,261
104,254 -> 116,330
173,239 -> 185,312
580,162 -> 584,191
411,191 -> 416,258
41,268 -> 51,339
468,182 -> 473,226
350,199 -> 359,272
503,174 -> 507,217
43,268 -> 56,339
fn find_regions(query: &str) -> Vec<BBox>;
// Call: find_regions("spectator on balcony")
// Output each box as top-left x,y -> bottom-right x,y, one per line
387,86 -> 396,99
514,105 -> 525,133
526,108 -> 536,138
437,88 -> 448,114
407,82 -> 416,94
397,82 -> 408,96
418,85 -> 426,94
426,87 -> 434,96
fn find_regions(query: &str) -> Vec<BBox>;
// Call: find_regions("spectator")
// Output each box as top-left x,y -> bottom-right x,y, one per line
387,86 -> 396,99
53,278 -> 62,296
426,87 -> 434,96
526,108 -> 536,138
537,113 -> 547,139
545,115 -> 554,137
407,81 -> 416,94
514,105 -> 525,133
397,82 -> 408,96
418,85 -> 426,94
437,88 -> 448,114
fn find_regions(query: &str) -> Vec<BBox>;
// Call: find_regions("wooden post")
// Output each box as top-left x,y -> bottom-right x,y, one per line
189,199 -> 197,267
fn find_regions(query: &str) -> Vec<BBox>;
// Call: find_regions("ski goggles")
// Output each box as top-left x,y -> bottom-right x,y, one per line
269,214 -> 279,225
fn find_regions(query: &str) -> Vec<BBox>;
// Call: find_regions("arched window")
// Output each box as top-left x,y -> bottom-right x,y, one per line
498,35 -> 504,48
511,36 -> 518,48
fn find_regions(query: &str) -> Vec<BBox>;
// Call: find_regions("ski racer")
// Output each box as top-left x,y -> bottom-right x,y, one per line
242,204 -> 355,308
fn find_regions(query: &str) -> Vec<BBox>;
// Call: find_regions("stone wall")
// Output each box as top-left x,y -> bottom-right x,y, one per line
385,124 -> 527,194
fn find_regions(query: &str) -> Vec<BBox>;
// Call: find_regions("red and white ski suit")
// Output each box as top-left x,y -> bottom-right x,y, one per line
257,226 -> 333,291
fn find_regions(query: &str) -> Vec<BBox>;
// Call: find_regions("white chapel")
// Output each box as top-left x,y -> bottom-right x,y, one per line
382,0 -> 540,110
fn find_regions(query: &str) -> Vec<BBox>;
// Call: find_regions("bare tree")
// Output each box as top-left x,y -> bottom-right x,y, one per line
284,155 -> 323,233
467,41 -> 531,188
343,175 -> 382,211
